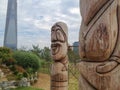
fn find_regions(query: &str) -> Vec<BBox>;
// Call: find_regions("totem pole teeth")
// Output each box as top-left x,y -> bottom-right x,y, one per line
51,43 -> 60,55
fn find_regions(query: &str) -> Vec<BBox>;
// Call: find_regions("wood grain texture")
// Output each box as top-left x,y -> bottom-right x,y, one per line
51,22 -> 68,90
79,0 -> 120,90
78,61 -> 120,90
80,0 -> 109,25
79,0 -> 118,61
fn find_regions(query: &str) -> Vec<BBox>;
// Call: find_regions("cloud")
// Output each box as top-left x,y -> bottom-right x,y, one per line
0,0 -> 81,49
0,0 -> 7,14
69,7 -> 80,15
0,0 -> 7,46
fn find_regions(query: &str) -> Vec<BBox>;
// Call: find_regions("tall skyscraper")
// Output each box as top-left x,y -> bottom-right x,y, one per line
4,0 -> 17,50
73,41 -> 79,53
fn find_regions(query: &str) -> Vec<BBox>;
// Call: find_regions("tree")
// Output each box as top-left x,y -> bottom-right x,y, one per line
13,51 -> 40,73
31,45 -> 52,62
68,49 -> 80,64
40,47 -> 52,62
31,45 -> 42,58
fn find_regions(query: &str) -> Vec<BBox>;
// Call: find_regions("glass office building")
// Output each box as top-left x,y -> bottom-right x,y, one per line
4,0 -> 17,50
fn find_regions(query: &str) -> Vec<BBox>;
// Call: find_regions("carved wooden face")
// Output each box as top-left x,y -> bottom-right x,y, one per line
51,24 -> 68,61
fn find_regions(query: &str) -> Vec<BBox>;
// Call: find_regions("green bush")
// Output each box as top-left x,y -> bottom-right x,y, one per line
17,73 -> 24,80
0,47 -> 15,65
13,51 -> 40,73
23,72 -> 29,77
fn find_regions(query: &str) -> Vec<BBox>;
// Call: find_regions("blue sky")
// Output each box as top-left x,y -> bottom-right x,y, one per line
0,0 -> 81,49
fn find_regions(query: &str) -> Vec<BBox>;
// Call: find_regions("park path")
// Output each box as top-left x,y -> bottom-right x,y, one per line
33,73 -> 50,90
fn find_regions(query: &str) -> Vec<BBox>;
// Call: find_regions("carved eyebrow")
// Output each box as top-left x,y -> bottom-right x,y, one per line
51,26 -> 56,31
55,24 -> 67,41
51,24 -> 68,43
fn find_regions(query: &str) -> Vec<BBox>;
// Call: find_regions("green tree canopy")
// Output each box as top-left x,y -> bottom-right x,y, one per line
13,51 -> 40,73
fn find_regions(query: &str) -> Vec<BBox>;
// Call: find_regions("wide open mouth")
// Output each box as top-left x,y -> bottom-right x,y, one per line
51,43 -> 60,55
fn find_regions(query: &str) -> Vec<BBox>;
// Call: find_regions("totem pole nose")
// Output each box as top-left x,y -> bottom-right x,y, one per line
51,31 -> 57,42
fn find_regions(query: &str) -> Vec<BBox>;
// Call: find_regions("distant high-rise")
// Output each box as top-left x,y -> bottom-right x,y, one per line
73,41 -> 79,53
4,0 -> 17,50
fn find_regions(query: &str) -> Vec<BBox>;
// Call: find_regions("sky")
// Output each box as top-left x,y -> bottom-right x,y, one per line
0,0 -> 81,49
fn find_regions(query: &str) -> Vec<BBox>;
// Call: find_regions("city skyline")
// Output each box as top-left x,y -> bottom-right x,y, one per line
0,0 -> 81,49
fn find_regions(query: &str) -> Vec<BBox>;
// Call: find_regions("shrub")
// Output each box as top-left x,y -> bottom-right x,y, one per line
23,72 -> 29,77
13,51 -> 40,73
0,47 -> 15,64
9,65 -> 16,72
17,73 -> 24,80
14,65 -> 26,73
5,58 -> 16,66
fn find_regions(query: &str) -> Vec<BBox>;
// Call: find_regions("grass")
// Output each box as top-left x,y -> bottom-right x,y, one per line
68,63 -> 79,90
68,73 -> 79,90
38,63 -> 79,90
39,62 -> 51,74
11,87 -> 44,90
39,67 -> 50,74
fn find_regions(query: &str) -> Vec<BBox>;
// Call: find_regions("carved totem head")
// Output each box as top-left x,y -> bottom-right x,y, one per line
51,22 -> 68,61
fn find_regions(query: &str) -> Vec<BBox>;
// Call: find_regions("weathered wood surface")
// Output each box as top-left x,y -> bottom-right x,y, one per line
79,0 -> 120,90
78,62 -> 120,90
80,0 -> 118,61
80,0 -> 109,25
51,22 -> 68,90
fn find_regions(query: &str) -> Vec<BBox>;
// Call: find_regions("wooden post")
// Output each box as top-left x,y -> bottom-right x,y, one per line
51,22 -> 68,90
78,0 -> 120,90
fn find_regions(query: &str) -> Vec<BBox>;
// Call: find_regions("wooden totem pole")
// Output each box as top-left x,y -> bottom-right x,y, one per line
51,22 -> 68,90
78,0 -> 120,90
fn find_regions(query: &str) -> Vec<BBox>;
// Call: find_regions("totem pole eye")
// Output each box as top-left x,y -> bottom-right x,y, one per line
56,30 -> 65,42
